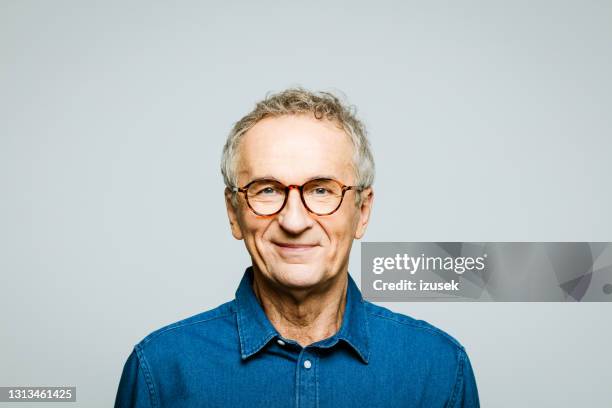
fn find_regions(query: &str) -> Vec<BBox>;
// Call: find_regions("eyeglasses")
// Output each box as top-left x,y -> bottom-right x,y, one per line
232,178 -> 362,216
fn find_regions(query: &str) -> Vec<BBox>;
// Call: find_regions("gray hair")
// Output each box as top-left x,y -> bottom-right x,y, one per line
220,87 -> 375,206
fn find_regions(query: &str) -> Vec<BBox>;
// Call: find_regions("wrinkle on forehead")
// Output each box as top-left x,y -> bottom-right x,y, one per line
236,115 -> 355,186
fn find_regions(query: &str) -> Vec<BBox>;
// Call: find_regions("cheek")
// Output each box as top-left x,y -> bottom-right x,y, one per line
252,222 -> 280,255
321,216 -> 359,254
238,212 -> 272,247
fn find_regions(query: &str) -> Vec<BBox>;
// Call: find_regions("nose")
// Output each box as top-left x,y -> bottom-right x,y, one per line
277,186 -> 314,234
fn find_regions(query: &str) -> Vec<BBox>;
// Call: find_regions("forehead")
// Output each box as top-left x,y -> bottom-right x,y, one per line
236,114 -> 355,185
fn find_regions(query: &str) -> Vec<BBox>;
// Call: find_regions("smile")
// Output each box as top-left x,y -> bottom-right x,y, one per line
273,242 -> 318,254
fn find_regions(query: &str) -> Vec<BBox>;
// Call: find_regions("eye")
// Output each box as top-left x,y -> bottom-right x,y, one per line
249,182 -> 284,197
305,179 -> 341,198
253,186 -> 279,196
260,187 -> 277,195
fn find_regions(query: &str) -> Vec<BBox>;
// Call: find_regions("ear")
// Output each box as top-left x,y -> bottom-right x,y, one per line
224,187 -> 244,240
354,187 -> 374,239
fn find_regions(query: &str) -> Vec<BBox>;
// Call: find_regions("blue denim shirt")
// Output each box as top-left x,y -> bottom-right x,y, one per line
115,267 -> 479,407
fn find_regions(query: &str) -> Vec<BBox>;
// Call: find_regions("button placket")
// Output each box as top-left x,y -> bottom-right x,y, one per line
296,349 -> 317,408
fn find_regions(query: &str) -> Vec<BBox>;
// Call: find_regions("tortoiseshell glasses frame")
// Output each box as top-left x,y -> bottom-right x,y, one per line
231,177 -> 362,217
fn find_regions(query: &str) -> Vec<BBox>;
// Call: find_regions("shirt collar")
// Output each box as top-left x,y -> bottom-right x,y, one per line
235,266 -> 371,364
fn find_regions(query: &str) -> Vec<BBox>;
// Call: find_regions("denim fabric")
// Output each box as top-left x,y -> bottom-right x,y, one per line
115,267 -> 479,407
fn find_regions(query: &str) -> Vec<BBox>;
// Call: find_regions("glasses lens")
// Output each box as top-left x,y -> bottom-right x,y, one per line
303,179 -> 343,215
246,180 -> 286,215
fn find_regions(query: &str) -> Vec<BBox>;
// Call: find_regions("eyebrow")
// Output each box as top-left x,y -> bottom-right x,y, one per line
245,175 -> 339,185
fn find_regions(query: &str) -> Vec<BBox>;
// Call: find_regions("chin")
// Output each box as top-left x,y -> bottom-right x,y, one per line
272,263 -> 327,289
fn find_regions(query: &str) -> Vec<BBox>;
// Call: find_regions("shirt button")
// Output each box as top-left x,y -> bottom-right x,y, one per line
303,359 -> 312,369
277,339 -> 286,346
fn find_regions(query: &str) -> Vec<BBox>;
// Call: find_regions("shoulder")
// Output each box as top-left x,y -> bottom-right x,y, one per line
135,300 -> 237,354
363,300 -> 466,354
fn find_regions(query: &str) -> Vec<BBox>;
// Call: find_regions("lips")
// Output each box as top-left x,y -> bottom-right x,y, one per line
272,242 -> 319,254
274,243 -> 317,248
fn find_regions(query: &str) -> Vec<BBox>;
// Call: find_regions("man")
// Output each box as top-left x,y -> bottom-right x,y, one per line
115,88 -> 480,407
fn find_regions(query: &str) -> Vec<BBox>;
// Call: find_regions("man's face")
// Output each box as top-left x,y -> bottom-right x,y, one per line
225,114 -> 373,291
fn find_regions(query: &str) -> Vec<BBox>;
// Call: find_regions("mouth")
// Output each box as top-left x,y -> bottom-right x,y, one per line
272,242 -> 319,254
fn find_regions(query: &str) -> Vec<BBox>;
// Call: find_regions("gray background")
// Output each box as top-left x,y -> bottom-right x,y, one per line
1,1 -> 611,407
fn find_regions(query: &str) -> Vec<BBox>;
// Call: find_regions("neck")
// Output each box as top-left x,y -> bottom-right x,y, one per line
251,268 -> 348,347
